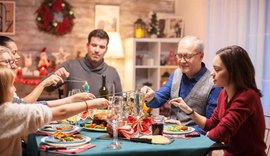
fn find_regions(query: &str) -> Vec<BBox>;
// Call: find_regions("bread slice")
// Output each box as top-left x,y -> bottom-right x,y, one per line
140,135 -> 171,144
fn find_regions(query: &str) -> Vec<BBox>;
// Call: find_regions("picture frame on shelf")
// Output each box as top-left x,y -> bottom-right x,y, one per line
0,1 -> 15,35
95,5 -> 119,32
157,13 -> 184,38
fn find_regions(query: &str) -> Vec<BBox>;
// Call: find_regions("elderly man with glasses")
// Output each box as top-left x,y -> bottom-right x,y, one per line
141,36 -> 222,134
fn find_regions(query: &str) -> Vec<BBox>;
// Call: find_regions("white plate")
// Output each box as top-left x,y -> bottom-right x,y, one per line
163,126 -> 195,135
45,135 -> 86,144
83,127 -> 107,132
38,125 -> 80,134
41,136 -> 91,147
40,124 -> 75,132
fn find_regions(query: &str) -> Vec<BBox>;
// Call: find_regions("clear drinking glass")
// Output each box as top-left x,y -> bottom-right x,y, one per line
107,96 -> 123,150
67,89 -> 82,124
109,84 -> 115,97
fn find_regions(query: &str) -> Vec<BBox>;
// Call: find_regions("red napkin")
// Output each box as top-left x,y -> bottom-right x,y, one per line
118,125 -> 135,139
127,116 -> 153,134
41,144 -> 96,154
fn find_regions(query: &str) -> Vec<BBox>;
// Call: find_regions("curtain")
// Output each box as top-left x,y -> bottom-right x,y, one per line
262,0 -> 270,115
206,0 -> 269,115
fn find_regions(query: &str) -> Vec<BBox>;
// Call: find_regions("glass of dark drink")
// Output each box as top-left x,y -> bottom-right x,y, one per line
152,115 -> 165,135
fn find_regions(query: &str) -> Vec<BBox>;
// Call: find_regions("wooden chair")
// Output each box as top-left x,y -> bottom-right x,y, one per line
265,115 -> 270,156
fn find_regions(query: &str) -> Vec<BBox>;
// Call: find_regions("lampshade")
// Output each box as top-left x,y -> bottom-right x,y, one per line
105,32 -> 124,58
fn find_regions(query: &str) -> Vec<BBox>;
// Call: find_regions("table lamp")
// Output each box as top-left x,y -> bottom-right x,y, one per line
105,32 -> 124,59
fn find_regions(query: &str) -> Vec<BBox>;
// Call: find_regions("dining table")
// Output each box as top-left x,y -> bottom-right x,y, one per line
25,126 -> 227,156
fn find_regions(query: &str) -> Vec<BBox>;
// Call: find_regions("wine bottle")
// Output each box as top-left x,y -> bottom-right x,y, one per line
99,75 -> 109,99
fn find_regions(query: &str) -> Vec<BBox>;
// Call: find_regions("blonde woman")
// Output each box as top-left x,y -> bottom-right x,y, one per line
0,65 -> 109,156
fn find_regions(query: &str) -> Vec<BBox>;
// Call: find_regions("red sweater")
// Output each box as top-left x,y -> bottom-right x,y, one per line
204,89 -> 266,156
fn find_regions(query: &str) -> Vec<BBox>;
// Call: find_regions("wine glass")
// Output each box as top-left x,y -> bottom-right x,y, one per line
107,96 -> 123,150
109,83 -> 115,97
67,89 -> 82,125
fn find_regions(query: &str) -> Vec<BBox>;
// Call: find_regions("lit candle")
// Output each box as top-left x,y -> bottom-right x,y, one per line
39,67 -> 47,76
16,67 -> 22,76
83,81 -> 89,93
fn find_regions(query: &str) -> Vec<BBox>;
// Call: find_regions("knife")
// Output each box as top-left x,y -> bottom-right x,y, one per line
43,145 -> 67,152
129,138 -> 152,144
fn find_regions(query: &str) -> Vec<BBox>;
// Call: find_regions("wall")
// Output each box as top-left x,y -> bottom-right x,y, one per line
8,0 -> 175,91
175,0 -> 207,42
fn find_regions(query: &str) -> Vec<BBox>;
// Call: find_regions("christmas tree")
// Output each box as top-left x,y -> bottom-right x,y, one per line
148,11 -> 159,37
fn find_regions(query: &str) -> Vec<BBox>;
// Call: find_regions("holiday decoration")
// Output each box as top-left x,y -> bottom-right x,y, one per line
39,67 -> 47,76
52,47 -> 70,65
22,53 -> 33,76
38,48 -> 51,69
127,115 -> 153,134
35,0 -> 75,36
134,18 -> 146,38
16,67 -> 22,76
166,49 -> 178,65
22,53 -> 33,68
15,77 -> 41,85
147,11 -> 159,38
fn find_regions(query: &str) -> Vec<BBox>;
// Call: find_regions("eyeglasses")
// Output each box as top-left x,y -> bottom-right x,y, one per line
0,59 -> 15,66
175,52 -> 201,61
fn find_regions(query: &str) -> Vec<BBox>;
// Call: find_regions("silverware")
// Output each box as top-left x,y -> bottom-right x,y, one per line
129,137 -> 152,144
44,146 -> 67,151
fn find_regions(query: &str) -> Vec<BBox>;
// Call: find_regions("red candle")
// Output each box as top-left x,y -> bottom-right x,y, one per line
39,67 -> 47,76
17,67 -> 22,76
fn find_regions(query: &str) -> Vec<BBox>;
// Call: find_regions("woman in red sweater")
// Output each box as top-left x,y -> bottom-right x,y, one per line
169,45 -> 266,156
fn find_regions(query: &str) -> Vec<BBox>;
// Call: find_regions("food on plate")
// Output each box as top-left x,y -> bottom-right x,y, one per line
84,123 -> 106,129
92,111 -> 107,127
166,125 -> 188,132
140,135 -> 171,144
53,130 -> 84,142
56,125 -> 73,131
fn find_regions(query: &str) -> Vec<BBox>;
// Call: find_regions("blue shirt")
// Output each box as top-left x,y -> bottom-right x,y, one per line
147,63 -> 222,118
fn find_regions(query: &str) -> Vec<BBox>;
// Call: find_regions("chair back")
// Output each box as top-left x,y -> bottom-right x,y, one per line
265,115 -> 270,156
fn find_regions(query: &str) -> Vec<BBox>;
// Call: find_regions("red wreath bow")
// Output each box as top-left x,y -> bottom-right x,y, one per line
127,115 -> 153,134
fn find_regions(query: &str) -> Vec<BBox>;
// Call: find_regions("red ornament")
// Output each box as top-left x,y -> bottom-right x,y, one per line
16,67 -> 22,76
39,67 -> 47,76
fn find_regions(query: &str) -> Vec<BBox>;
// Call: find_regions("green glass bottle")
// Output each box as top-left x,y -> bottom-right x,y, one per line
99,75 -> 109,100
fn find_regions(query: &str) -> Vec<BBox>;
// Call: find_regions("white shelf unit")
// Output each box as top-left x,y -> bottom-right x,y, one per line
124,38 -> 180,92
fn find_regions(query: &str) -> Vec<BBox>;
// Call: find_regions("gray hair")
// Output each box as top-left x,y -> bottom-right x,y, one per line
0,46 -> 12,56
178,35 -> 204,53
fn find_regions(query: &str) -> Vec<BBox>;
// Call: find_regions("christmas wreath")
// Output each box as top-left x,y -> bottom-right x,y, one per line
35,0 -> 75,36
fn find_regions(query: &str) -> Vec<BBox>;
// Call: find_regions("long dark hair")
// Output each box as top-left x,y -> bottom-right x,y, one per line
0,36 -> 14,47
216,45 -> 262,97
